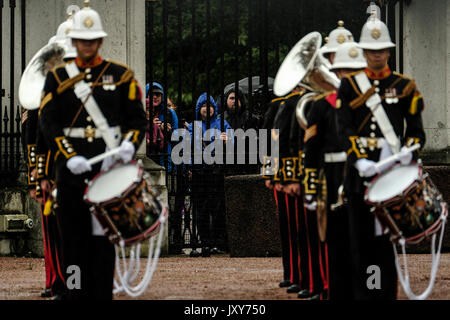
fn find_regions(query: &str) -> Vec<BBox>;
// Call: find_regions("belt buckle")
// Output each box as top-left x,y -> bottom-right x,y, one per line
367,137 -> 378,150
85,126 -> 96,143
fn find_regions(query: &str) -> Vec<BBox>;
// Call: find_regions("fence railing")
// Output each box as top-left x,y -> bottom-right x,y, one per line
0,0 -> 26,185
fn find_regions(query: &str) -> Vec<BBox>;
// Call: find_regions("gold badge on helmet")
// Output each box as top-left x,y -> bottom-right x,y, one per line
348,47 -> 359,58
83,16 -> 94,28
371,28 -> 381,40
337,33 -> 346,44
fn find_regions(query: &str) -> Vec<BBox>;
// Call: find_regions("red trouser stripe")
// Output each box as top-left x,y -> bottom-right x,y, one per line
54,242 -> 66,285
46,215 -> 57,288
303,206 -> 314,293
325,243 -> 330,295
285,194 -> 294,284
294,197 -> 302,282
43,192 -> 59,289
40,193 -> 51,288
317,239 -> 328,290
273,188 -> 279,208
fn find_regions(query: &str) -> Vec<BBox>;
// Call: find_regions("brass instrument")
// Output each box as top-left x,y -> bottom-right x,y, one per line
274,32 -> 345,240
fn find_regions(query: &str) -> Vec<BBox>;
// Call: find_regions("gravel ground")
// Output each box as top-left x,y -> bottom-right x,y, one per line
0,253 -> 450,301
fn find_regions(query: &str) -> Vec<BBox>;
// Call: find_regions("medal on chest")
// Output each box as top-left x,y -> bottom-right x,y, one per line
102,74 -> 116,91
384,88 -> 398,104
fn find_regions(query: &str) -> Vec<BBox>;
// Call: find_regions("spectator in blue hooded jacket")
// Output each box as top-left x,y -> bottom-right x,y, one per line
187,93 -> 232,257
187,92 -> 232,143
146,82 -> 178,171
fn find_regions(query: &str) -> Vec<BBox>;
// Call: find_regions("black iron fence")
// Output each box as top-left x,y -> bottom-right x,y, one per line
0,0 -> 26,186
145,0 -> 401,254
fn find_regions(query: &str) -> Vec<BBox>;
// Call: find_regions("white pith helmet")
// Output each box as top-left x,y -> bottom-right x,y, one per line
321,20 -> 354,55
330,42 -> 367,70
53,19 -> 72,46
68,0 -> 107,40
358,3 -> 395,50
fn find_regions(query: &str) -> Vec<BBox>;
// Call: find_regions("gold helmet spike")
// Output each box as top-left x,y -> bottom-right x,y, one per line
84,0 -> 90,9
338,20 -> 344,28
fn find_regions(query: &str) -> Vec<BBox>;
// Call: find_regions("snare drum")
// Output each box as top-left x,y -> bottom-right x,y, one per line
84,161 -> 166,246
364,163 -> 447,244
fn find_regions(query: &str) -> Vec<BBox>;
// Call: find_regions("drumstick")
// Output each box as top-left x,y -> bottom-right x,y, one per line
87,131 -> 134,166
373,143 -> 421,171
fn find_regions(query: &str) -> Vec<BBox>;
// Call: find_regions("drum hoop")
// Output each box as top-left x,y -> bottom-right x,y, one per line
365,162 -> 422,207
84,160 -> 144,206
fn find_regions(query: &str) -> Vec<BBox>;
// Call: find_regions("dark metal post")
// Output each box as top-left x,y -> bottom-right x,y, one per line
146,1 -> 154,156
0,0 -> 4,173
205,0 -> 211,130
176,0 -> 183,115
398,0 -> 404,74
261,0 -> 269,107
191,0 -> 197,112
10,0 -> 16,170
219,0 -> 225,167
21,0 -> 25,73
247,0 -> 253,116
233,0 -> 239,120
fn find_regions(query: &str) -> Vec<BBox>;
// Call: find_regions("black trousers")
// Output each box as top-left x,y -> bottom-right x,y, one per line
323,162 -> 352,300
55,166 -> 116,300
274,190 -> 326,292
302,206 -> 326,294
274,190 -> 302,286
346,192 -> 398,300
274,189 -> 291,283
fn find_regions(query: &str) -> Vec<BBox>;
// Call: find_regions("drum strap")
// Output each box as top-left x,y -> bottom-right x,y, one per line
65,62 -> 119,150
353,72 -> 401,154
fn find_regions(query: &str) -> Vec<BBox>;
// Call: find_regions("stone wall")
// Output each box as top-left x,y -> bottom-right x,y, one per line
224,175 -> 281,257
403,0 -> 450,153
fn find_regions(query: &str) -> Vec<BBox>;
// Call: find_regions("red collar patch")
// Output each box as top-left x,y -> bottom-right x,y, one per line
365,65 -> 391,80
75,55 -> 103,69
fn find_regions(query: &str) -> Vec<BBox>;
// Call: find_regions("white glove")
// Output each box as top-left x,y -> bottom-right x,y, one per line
118,140 -> 135,163
304,195 -> 317,211
67,156 -> 92,175
397,146 -> 413,165
354,158 -> 378,178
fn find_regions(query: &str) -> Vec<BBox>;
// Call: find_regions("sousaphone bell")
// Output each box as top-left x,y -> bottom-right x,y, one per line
18,5 -> 80,110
